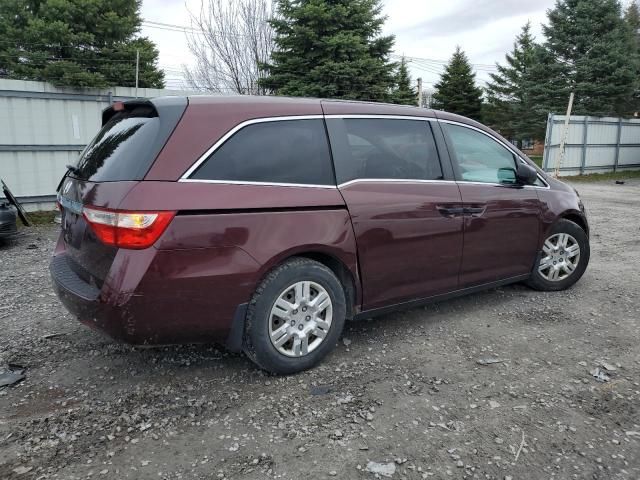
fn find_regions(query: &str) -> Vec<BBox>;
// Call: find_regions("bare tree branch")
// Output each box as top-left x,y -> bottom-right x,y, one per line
184,0 -> 274,95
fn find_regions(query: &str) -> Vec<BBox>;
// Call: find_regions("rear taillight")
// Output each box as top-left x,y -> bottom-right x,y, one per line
83,206 -> 175,249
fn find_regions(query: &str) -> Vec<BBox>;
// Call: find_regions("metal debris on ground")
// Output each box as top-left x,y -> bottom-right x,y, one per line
365,461 -> 396,477
476,358 -> 506,366
0,364 -> 26,387
590,367 -> 610,382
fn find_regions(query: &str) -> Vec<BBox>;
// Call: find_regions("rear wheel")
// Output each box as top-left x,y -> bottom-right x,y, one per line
243,258 -> 346,374
526,219 -> 589,291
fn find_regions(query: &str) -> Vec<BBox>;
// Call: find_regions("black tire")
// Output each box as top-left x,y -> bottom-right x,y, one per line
243,257 -> 347,375
526,219 -> 590,291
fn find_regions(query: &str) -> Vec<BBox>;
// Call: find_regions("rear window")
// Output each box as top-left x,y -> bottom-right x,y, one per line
190,119 -> 334,185
73,105 -> 162,182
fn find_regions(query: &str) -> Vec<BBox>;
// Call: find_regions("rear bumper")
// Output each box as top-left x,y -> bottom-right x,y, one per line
50,254 -> 135,342
50,246 -> 261,347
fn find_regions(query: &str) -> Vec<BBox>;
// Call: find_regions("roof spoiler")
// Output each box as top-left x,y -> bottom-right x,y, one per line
101,99 -> 158,126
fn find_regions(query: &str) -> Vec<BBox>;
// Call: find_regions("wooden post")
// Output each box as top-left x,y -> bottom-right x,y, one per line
580,116 -> 588,175
542,113 -> 554,171
135,49 -> 140,98
613,117 -> 623,173
554,92 -> 575,178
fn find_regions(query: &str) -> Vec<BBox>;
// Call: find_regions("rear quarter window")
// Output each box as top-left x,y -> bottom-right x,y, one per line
74,105 -> 164,182
190,119 -> 334,186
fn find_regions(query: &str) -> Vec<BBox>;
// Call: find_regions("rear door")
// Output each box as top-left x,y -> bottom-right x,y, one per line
58,99 -> 186,287
326,117 -> 464,310
440,121 -> 542,287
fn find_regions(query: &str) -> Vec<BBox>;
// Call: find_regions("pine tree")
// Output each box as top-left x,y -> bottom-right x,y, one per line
526,44 -> 571,137
432,47 -> 483,120
390,56 -> 416,105
542,0 -> 639,116
625,0 -> 640,113
260,0 -> 396,101
625,0 -> 640,46
0,0 -> 164,88
485,23 -> 546,145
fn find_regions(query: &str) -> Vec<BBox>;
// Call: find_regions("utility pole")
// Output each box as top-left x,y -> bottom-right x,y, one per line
554,92 -> 575,178
417,77 -> 423,108
135,49 -> 140,98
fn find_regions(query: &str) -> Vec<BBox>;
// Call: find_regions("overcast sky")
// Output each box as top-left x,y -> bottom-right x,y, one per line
140,0 -> 559,91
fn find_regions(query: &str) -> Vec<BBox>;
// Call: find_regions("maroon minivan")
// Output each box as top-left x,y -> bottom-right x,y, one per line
51,96 -> 589,374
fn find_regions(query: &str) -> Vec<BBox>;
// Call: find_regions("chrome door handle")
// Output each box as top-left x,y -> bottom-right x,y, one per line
437,205 -> 465,217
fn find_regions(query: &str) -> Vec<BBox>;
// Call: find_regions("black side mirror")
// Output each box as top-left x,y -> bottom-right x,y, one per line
515,163 -> 538,185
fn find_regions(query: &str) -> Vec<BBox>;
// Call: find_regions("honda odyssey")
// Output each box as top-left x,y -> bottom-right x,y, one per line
51,96 -> 590,374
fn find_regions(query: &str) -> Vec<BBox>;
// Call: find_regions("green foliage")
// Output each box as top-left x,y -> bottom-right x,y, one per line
485,23 -> 552,142
625,0 -> 640,36
0,0 -> 164,88
541,0 -> 639,116
625,0 -> 640,111
432,47 -> 483,120
525,44 -> 570,135
624,0 -> 640,48
390,56 -> 416,105
260,0 -> 396,101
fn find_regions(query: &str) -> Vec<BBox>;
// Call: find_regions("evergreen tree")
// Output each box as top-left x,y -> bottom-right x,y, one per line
0,0 -> 164,88
390,56 -> 416,105
526,44 -> 571,137
485,23 -> 547,145
625,0 -> 640,112
542,0 -> 639,116
625,0 -> 640,45
432,47 -> 483,120
260,0 -> 396,101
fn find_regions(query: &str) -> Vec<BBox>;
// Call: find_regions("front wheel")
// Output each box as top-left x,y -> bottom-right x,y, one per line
526,219 -> 590,291
243,258 -> 346,374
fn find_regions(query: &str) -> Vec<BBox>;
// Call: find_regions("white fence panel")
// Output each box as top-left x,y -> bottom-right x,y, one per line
543,114 -> 640,176
0,79 -> 205,209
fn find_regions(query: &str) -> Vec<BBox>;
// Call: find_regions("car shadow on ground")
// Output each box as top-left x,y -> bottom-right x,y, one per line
59,281 -> 537,382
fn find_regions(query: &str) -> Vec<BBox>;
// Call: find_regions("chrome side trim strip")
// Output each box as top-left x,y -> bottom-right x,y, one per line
324,114 -> 437,122
179,115 -> 325,180
178,113 -> 550,190
456,180 -> 549,190
336,178 -> 549,190
337,178 -> 452,188
179,179 -> 337,189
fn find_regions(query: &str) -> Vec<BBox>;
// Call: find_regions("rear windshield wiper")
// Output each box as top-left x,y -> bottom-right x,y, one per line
56,165 -> 81,193
65,164 -> 81,176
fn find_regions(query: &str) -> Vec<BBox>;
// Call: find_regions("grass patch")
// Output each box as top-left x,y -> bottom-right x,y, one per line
562,170 -> 640,182
529,155 -> 543,168
25,210 -> 58,225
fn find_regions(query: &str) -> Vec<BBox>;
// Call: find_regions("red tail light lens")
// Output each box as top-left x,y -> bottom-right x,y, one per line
83,206 -> 175,249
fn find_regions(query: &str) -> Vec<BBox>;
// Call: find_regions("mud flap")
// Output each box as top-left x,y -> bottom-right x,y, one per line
225,303 -> 248,352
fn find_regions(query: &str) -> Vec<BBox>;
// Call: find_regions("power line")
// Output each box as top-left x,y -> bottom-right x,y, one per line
392,53 -> 499,72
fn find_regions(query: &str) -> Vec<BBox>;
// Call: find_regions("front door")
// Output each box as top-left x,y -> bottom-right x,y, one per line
441,122 -> 542,287
326,117 -> 464,310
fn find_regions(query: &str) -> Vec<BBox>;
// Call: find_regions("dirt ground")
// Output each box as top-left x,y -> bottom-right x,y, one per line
1,180 -> 639,480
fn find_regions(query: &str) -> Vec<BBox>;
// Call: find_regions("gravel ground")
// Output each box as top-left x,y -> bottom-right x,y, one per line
1,180 -> 639,480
